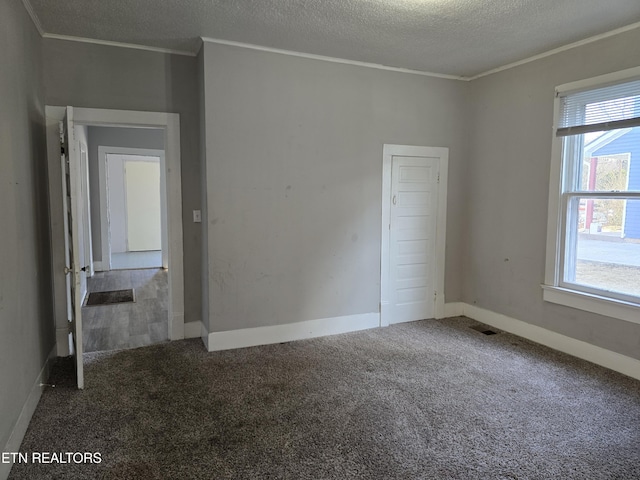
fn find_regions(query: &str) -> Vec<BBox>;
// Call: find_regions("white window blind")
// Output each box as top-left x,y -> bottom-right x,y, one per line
557,78 -> 640,137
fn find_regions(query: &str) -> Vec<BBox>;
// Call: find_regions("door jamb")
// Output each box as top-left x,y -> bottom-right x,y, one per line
380,144 -> 448,326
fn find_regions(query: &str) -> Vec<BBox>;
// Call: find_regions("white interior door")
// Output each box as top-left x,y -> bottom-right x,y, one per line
61,107 -> 84,389
388,156 -> 439,324
125,159 -> 162,251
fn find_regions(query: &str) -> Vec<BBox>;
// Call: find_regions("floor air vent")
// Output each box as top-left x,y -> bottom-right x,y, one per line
85,289 -> 135,306
470,324 -> 498,335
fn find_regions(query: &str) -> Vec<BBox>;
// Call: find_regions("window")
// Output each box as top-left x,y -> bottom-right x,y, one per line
544,67 -> 640,324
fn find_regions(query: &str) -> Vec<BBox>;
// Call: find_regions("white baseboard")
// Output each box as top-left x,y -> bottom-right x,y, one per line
92,261 -> 105,272
206,312 -> 380,352
1,345 -> 57,480
184,321 -> 202,339
442,302 -> 464,318
201,302 -> 640,381
458,303 -> 640,382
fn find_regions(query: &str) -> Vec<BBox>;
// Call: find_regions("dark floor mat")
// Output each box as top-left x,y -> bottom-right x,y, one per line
85,289 -> 134,306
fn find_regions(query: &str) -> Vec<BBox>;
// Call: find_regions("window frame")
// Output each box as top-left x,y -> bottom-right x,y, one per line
544,66 -> 640,325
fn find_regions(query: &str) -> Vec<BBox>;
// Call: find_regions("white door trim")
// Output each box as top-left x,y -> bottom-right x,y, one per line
98,147 -> 167,270
381,144 -> 448,326
46,106 -> 185,344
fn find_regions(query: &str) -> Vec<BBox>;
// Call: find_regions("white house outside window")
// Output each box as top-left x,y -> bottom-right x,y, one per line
544,67 -> 640,324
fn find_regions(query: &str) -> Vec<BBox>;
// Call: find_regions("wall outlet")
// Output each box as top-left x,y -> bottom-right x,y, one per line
193,210 -> 202,223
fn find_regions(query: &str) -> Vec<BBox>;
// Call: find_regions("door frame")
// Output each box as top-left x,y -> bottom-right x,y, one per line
46,106 -> 185,353
380,144 -> 448,326
98,147 -> 167,271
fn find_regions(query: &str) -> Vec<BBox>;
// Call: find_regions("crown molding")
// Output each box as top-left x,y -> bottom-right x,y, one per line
20,0 -> 44,36
19,0 -> 640,83
42,33 -> 196,57
470,20 -> 640,81
201,37 -> 468,81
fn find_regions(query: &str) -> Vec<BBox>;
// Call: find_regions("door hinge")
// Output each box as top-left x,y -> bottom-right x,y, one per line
68,322 -> 73,334
437,173 -> 440,184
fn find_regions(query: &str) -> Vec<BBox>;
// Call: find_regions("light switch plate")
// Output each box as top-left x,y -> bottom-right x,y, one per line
193,210 -> 201,223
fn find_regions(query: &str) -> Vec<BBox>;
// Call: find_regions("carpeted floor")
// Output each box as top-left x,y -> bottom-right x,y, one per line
9,317 -> 640,479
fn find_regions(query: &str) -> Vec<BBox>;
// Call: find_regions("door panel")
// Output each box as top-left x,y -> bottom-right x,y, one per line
61,107 -> 84,389
388,156 -> 439,324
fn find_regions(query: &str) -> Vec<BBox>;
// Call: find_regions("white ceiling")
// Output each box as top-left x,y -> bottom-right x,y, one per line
27,0 -> 640,78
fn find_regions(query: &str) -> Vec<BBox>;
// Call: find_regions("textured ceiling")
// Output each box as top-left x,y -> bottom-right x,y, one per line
28,0 -> 640,77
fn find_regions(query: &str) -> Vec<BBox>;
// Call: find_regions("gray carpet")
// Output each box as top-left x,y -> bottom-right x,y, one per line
9,317 -> 640,479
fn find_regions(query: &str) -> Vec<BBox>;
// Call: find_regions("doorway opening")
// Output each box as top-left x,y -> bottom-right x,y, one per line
84,133 -> 168,353
46,107 -> 184,389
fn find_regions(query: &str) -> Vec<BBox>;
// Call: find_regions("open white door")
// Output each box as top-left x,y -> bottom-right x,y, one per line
60,106 -> 84,389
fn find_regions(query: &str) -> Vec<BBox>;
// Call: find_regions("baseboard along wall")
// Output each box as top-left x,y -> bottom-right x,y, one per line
200,303 -> 639,381
1,346 -> 57,480
450,302 -> 640,382
205,313 -> 380,352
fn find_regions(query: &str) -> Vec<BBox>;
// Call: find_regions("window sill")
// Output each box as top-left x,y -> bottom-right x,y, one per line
542,285 -> 640,325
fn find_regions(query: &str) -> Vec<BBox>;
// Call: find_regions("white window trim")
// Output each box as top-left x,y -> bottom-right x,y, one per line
544,66 -> 640,325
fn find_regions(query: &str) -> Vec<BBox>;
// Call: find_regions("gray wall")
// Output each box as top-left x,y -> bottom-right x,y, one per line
87,126 -> 165,261
43,39 -> 202,325
202,42 -> 470,333
0,0 -> 53,458
1,9 -> 638,466
466,27 -> 640,360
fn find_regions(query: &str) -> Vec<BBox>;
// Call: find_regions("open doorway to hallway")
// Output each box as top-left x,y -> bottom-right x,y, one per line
46,106 -> 184,388
81,126 -> 169,353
